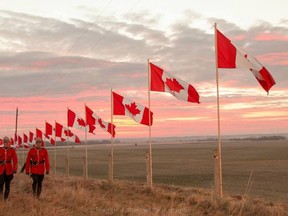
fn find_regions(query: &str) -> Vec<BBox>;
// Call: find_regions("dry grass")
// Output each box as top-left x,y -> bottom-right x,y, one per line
0,174 -> 287,216
32,139 -> 288,202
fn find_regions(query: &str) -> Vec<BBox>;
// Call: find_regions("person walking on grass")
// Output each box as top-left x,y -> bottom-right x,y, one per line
25,137 -> 50,198
0,136 -> 18,201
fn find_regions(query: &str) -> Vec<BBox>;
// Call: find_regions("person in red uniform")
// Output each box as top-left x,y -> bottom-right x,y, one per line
25,137 -> 50,198
0,136 -> 18,201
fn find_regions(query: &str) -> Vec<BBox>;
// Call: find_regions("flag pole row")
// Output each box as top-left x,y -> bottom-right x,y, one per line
7,24 -> 276,197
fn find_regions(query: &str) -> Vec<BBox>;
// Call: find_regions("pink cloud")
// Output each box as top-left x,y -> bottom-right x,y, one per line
31,60 -> 51,68
257,52 -> 288,65
0,83 -> 287,140
232,34 -> 246,41
255,33 -> 288,41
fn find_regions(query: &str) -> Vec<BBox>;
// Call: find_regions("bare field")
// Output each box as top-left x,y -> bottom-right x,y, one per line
24,139 -> 287,202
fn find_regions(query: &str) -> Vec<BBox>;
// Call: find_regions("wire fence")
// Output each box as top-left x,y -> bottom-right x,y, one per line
18,139 -> 287,202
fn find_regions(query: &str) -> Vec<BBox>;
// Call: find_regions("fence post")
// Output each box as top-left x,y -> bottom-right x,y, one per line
214,149 -> 220,196
53,158 -> 56,178
65,158 -> 69,179
146,152 -> 151,186
83,156 -> 86,179
108,154 -> 113,183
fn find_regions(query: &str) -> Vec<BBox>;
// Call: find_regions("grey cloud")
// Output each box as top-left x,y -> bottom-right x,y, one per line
0,9 -> 286,100
0,51 -> 147,97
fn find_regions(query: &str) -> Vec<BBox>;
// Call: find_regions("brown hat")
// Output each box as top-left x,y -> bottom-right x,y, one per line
3,136 -> 10,143
36,137 -> 43,143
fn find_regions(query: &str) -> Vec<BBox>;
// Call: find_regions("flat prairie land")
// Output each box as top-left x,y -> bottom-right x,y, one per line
26,139 -> 287,202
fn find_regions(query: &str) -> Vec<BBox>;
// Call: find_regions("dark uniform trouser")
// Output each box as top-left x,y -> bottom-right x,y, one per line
31,174 -> 44,198
0,170 -> 14,200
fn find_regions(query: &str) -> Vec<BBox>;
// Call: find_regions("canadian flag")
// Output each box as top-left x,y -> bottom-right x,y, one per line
67,109 -> 87,131
216,28 -> 276,93
23,133 -> 28,143
36,128 -> 43,139
35,128 -> 45,146
10,138 -> 19,148
85,105 -> 96,134
45,121 -> 54,138
55,122 -> 65,141
23,133 -> 30,148
17,135 -> 22,146
49,138 -> 56,145
55,121 -> 81,143
112,91 -> 153,126
150,62 -> 200,103
29,131 -> 34,144
44,121 -> 56,145
85,105 -> 116,137
71,135 -> 81,143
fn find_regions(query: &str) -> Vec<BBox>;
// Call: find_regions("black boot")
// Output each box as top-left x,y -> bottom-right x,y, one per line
37,186 -> 42,199
32,183 -> 37,197
4,188 -> 9,201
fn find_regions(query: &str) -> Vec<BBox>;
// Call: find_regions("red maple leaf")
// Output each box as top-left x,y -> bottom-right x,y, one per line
75,136 -> 81,143
165,78 -> 184,93
64,129 -> 74,137
77,118 -> 86,127
125,102 -> 141,116
88,125 -> 96,133
98,119 -> 105,128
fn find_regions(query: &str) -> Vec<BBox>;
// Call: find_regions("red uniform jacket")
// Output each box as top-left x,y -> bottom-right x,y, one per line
25,147 -> 50,175
0,147 -> 18,175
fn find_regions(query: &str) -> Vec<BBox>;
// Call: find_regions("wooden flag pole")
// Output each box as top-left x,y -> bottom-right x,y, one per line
66,108 -> 70,179
84,104 -> 88,180
147,59 -> 153,188
54,120 -> 57,177
214,23 -> 223,197
67,138 -> 70,179
109,89 -> 114,183
21,133 -> 24,167
15,107 -> 18,140
15,107 -> 21,164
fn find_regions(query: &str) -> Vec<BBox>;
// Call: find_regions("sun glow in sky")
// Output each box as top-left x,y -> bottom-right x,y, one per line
0,0 -> 287,140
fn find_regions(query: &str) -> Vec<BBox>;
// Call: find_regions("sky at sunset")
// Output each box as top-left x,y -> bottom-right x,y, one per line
0,0 -> 287,140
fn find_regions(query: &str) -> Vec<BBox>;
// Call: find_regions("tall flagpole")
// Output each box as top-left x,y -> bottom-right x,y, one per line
15,107 -> 22,164
67,108 -> 70,179
84,104 -> 88,179
15,107 -> 18,141
67,134 -> 70,179
54,120 -> 57,178
214,23 -> 223,197
147,59 -> 153,188
110,89 -> 114,182
21,133 -> 24,166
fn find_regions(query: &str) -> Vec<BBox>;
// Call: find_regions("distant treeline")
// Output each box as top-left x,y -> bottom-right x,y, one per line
228,136 -> 286,141
197,135 -> 287,142
44,136 -> 286,146
44,139 -> 118,146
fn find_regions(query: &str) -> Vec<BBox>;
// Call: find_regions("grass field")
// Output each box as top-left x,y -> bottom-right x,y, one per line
19,139 -> 287,202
